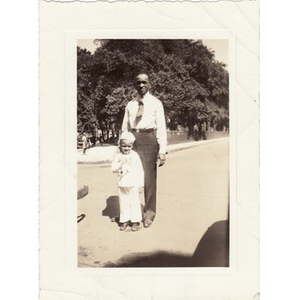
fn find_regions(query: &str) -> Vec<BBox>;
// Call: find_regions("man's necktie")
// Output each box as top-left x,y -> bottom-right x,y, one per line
133,100 -> 144,128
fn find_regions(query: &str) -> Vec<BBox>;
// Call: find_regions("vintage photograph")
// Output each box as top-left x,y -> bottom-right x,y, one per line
39,1 -> 259,298
76,39 -> 230,268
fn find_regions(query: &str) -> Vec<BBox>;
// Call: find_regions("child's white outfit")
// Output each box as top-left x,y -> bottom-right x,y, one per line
111,149 -> 144,223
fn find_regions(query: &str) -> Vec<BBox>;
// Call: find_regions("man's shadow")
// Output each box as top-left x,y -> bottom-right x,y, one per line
102,195 -> 144,224
103,219 -> 229,268
191,220 -> 229,267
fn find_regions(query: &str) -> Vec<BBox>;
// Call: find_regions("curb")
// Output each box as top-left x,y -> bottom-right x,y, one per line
166,138 -> 228,154
77,137 -> 229,165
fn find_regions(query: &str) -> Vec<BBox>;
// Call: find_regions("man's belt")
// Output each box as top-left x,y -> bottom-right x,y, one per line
131,128 -> 155,133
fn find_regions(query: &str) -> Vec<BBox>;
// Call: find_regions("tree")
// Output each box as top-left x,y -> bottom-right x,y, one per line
77,47 -> 98,133
77,39 -> 229,136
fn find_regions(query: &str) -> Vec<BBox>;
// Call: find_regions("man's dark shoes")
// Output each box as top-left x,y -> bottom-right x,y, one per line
143,219 -> 153,228
119,222 -> 129,231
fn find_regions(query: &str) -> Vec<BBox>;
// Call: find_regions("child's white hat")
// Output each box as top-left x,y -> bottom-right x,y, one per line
120,131 -> 136,143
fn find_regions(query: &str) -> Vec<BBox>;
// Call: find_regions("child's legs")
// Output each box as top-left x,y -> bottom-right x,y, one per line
118,187 -> 131,223
129,186 -> 142,223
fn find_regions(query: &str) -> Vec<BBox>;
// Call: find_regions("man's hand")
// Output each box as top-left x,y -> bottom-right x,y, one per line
157,153 -> 166,167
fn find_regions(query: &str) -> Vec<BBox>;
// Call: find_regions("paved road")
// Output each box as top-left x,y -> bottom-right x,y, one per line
77,138 -> 229,268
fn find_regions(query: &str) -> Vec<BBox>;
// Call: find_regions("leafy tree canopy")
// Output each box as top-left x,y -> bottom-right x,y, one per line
77,39 -> 229,133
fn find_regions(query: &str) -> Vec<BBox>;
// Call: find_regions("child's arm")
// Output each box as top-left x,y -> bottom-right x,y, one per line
111,149 -> 123,173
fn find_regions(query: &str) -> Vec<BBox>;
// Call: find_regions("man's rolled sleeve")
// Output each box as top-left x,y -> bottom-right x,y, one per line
121,106 -> 129,133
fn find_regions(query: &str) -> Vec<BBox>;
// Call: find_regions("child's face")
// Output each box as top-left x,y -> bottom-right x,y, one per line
120,139 -> 133,155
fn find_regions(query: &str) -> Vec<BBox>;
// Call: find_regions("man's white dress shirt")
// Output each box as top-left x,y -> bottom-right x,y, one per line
122,92 -> 167,154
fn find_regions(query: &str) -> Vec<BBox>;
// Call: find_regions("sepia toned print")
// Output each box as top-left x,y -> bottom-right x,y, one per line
76,39 -> 230,268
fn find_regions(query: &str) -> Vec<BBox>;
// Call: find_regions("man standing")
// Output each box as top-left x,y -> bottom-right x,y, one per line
121,72 -> 167,228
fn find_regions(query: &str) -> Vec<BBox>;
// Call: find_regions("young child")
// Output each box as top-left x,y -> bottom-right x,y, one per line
111,132 -> 144,232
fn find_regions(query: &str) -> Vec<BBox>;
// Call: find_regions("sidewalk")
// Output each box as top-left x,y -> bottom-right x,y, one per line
77,137 -> 229,164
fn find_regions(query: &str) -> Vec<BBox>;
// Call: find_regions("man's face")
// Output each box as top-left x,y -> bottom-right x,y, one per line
135,74 -> 150,97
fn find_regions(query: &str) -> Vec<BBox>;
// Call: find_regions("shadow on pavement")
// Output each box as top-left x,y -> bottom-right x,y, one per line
102,195 -> 145,224
102,220 -> 229,268
104,251 -> 191,268
191,220 -> 229,267
102,195 -> 120,222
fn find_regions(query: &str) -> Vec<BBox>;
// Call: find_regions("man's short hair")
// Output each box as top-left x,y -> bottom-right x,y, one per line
134,70 -> 150,81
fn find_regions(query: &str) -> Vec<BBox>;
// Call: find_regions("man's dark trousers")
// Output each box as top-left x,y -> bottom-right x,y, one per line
132,132 -> 158,221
